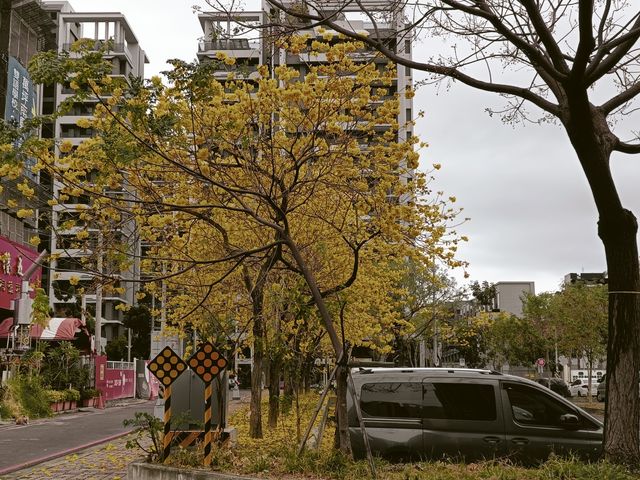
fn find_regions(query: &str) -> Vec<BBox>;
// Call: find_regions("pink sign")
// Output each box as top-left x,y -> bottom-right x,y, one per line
94,355 -> 135,401
0,235 -> 41,310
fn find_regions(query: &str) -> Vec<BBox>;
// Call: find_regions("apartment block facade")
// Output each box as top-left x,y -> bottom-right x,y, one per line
0,0 -> 56,321
197,0 -> 414,165
40,1 -> 147,346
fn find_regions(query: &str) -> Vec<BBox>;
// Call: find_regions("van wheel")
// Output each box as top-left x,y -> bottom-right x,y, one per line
597,392 -> 604,402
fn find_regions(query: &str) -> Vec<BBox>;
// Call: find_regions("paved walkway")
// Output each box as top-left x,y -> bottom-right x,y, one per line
1,391 -> 251,480
1,435 -> 142,480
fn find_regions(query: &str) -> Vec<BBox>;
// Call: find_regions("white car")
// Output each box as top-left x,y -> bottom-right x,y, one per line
569,378 -> 598,397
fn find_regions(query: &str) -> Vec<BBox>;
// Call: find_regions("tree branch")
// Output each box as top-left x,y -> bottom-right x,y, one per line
265,0 -> 560,116
600,80 -> 640,114
519,0 -> 571,75
572,0 -> 596,78
614,140 -> 640,154
587,16 -> 640,83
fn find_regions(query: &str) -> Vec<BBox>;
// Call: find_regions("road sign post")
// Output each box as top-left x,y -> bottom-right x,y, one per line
147,346 -> 187,462
187,342 -> 228,466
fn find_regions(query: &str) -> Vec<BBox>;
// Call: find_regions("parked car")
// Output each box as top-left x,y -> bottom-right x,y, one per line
569,378 -> 598,397
348,367 -> 602,463
596,375 -> 606,402
536,377 -> 571,397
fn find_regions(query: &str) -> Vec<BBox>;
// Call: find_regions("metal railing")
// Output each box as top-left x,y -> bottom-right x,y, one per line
107,360 -> 135,370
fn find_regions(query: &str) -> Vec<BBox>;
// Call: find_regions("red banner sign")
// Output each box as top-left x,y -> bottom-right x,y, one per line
94,355 -> 135,401
0,235 -> 41,310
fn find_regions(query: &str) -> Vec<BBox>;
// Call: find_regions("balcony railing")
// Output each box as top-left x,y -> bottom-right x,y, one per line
62,41 -> 126,53
199,39 -> 253,51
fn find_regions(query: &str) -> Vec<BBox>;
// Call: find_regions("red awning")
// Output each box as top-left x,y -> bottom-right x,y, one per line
0,317 -> 88,340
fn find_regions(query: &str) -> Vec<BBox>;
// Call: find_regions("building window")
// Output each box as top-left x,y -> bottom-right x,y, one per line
404,39 -> 411,54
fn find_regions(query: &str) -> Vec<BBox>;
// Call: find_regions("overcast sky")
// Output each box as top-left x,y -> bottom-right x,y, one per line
69,0 -> 640,294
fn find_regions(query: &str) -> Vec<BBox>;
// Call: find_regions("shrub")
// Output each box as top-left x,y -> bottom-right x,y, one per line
45,389 -> 66,403
64,388 -> 80,402
80,388 -> 99,400
4,375 -> 51,418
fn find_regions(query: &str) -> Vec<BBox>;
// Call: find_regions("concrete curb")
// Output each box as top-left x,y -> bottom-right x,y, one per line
0,429 -> 132,475
128,462 -> 260,480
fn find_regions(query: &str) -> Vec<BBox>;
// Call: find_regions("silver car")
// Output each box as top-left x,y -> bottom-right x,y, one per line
348,367 -> 603,463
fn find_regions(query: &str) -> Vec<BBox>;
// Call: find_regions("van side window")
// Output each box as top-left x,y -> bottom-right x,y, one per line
361,382 -> 421,418
505,383 -> 575,427
423,383 -> 496,421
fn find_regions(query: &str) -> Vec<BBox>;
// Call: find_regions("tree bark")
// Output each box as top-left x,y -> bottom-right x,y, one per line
267,355 -> 280,428
563,94 -> 640,465
333,363 -> 352,455
599,209 -> 640,465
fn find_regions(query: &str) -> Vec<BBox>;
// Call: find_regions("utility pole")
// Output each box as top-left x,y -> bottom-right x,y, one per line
95,232 -> 103,356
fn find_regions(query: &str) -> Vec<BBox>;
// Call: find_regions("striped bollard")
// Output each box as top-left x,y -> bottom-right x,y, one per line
187,342 -> 228,466
146,347 -> 188,464
204,382 -> 213,465
163,385 -> 172,462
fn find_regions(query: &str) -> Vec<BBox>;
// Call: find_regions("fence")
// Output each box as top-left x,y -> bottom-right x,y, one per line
95,355 -> 136,401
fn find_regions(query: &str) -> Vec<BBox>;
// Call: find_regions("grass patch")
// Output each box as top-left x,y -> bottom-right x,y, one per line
161,392 -> 634,479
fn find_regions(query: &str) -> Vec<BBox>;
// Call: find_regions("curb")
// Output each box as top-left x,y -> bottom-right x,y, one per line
0,429 -> 132,475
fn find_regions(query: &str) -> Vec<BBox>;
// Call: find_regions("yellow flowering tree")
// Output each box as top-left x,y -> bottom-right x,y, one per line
18,40 -> 464,452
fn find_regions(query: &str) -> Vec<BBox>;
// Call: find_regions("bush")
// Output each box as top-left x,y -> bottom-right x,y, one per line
80,388 -> 99,400
45,389 -> 66,403
3,375 -> 51,418
64,388 -> 80,402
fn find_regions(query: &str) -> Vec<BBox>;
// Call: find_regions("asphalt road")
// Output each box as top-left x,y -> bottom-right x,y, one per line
0,400 -> 154,473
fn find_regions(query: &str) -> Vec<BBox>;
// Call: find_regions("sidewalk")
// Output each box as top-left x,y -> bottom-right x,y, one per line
0,434 -> 142,480
1,392 -> 251,479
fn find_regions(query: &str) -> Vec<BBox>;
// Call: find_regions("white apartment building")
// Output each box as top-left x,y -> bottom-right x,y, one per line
197,0 -> 414,181
41,1 -> 147,346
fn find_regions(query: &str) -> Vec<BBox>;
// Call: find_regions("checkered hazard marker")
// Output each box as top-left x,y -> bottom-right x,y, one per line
187,342 -> 227,466
148,346 -> 187,387
147,346 -> 187,462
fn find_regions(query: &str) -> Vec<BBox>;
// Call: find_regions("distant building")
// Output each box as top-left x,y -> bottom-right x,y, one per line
495,281 -> 535,317
564,272 -> 607,286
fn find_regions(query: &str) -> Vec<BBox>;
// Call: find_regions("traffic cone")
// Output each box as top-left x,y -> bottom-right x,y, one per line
96,392 -> 105,409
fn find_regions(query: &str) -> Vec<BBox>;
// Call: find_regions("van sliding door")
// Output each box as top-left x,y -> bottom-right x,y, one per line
421,378 -> 506,460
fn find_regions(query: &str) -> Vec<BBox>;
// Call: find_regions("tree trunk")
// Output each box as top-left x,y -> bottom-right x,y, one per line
249,314 -> 264,438
248,279 -> 266,439
284,236 -> 351,453
333,364 -> 352,455
562,93 -> 640,465
268,356 -> 280,428
599,209 -> 640,465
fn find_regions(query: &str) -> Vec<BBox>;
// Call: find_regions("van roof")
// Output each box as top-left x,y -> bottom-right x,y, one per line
351,367 -> 502,376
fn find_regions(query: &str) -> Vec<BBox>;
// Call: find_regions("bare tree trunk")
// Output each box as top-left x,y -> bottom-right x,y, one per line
564,99 -> 640,465
599,209 -> 640,465
333,364 -> 352,455
268,356 -> 280,428
249,311 -> 264,438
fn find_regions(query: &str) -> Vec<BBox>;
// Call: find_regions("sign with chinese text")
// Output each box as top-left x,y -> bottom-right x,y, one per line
0,235 -> 41,310
4,56 -> 38,180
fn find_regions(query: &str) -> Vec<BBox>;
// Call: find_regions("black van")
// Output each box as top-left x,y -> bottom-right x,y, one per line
347,368 -> 602,462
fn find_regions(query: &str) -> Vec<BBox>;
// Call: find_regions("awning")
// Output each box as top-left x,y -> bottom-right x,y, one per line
0,317 -> 89,340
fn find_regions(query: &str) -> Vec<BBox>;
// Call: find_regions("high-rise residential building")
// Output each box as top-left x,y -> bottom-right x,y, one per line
40,1 -> 147,348
197,0 -> 413,158
0,0 -> 55,323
